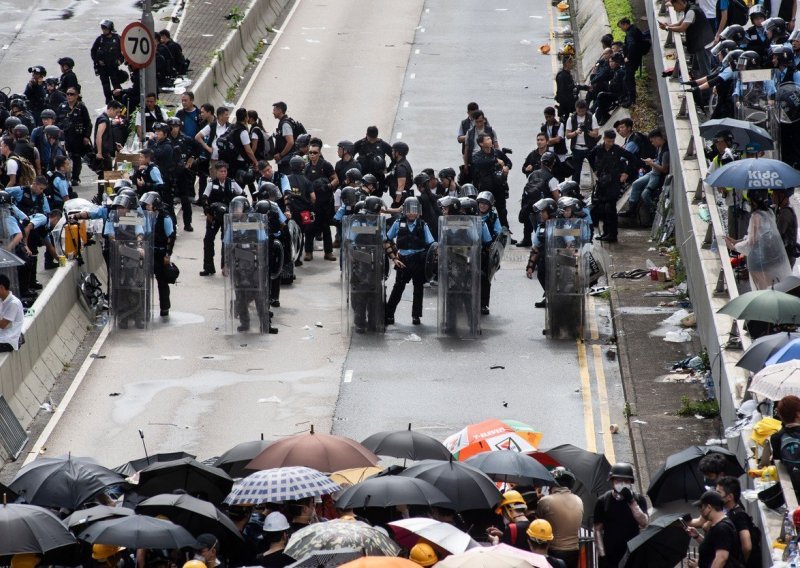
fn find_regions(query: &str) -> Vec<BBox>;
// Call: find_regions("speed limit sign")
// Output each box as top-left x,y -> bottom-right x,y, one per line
120,22 -> 156,69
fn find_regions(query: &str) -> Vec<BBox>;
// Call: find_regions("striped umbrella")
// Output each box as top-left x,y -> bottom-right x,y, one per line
444,419 -> 543,461
224,467 -> 340,505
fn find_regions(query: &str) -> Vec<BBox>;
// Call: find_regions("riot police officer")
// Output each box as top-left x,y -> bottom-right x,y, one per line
255,195 -> 288,308
91,20 -> 123,103
286,155 -> 316,263
526,198 -> 558,308
200,161 -> 244,276
57,57 -> 79,94
140,191 -> 175,317
478,191 -> 504,314
166,116 -> 199,232
56,85 -> 92,186
519,152 -> 560,247
146,123 -> 177,221
587,129 -> 632,242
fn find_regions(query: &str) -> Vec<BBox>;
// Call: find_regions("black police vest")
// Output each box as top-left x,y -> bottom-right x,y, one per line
15,142 -> 36,165
396,217 -> 426,251
486,211 -> 499,239
208,179 -> 234,205
523,169 -> 554,205
535,224 -> 547,256
685,6 -> 714,54
48,171 -> 67,203
17,187 -> 45,216
154,212 -> 169,248
541,122 -> 568,156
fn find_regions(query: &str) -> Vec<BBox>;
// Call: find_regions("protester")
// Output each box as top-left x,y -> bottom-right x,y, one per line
686,491 -> 744,568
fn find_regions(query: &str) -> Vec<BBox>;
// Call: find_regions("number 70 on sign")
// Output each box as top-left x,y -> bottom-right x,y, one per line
120,22 -> 156,69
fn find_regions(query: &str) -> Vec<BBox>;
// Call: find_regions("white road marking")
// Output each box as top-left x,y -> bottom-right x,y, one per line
415,49 -> 420,54
344,370 -> 353,383
530,15 -> 543,18
15,23 -> 21,31
420,28 -> 426,32
1,45 -> 8,50
396,132 -> 403,139
403,101 -> 409,108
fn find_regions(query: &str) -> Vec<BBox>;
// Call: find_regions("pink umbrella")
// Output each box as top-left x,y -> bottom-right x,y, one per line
468,544 -> 551,568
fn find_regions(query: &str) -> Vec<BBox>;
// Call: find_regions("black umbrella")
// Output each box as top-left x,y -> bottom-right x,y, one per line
136,493 -> 243,549
465,451 -> 557,486
335,476 -> 453,509
212,440 -> 271,478
361,424 -> 452,462
398,459 -> 502,511
699,118 -> 774,150
0,481 -> 19,502
9,456 -> 127,510
114,452 -> 196,477
620,514 -> 691,568
78,514 -> 198,549
736,331 -> 800,372
0,503 -> 77,555
135,458 -> 233,505
64,505 -> 135,532
647,446 -> 744,506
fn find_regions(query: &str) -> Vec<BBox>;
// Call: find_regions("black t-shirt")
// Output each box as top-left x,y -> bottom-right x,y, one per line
304,159 -> 335,203
390,159 -> 413,200
256,550 -> 294,568
335,157 -> 358,189
593,491 -> 648,560
547,556 -> 567,568
698,518 -> 742,568
727,506 -> 760,568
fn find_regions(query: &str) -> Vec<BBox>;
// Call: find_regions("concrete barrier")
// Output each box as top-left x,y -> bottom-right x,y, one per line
190,0 -> 292,108
573,0 -> 611,81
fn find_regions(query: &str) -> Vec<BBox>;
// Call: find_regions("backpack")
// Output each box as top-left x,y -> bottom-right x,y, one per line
216,124 -> 246,165
780,430 -> 800,464
250,126 -> 274,161
641,28 -> 652,56
282,116 -> 307,139
630,131 -> 657,166
12,155 -> 36,187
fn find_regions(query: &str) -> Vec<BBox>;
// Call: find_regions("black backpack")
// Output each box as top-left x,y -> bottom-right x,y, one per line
283,116 -> 307,139
641,28 -> 652,56
216,124 -> 246,165
630,131 -> 656,162
250,126 -> 274,161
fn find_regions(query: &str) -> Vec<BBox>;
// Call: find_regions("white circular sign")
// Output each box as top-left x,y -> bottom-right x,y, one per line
120,22 -> 156,69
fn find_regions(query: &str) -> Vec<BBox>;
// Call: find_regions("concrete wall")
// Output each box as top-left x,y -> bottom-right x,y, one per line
191,0 -> 292,107
574,0 -> 611,81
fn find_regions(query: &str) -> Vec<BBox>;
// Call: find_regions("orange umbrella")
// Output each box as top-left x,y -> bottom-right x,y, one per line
444,419 -> 543,461
341,558 -> 418,567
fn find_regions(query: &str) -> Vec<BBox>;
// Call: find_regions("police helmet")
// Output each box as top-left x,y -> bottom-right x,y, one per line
0,191 -> 11,207
361,173 -> 378,188
341,186 -> 360,206
254,200 -> 271,214
391,141 -> 409,156
558,180 -> 581,198
710,39 -> 737,57
114,179 -> 133,190
259,181 -> 282,202
9,99 -> 25,111
229,195 -> 251,215
345,167 -> 362,183
28,66 -> 46,76
13,124 -> 29,138
403,196 -> 422,216
459,197 -> 479,215
40,109 -> 56,121
533,197 -> 557,215
722,49 -> 744,67
558,196 -> 581,213
748,3 -> 767,20
337,140 -> 355,155
4,117 -> 21,131
764,17 -> 787,36
363,196 -> 383,214
111,192 -> 137,210
771,44 -> 793,63
737,50 -> 761,69
477,191 -> 495,206
552,467 -> 577,490
413,172 -> 430,187
100,19 -> 115,31
44,77 -> 60,87
353,200 -> 365,214
166,117 -> 182,128
58,57 -> 75,68
609,462 -> 636,481
438,195 -> 461,214
459,183 -> 478,198
295,133 -> 311,148
140,191 -> 163,211
289,155 -> 306,173
153,122 -> 170,134
438,167 -> 456,180
720,24 -> 746,43
44,125 -> 61,139
540,151 -> 557,168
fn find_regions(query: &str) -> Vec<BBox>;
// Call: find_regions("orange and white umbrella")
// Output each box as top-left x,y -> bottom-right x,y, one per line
444,419 -> 543,461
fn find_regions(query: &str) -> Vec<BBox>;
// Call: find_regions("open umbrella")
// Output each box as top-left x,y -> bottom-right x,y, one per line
64,505 -> 134,532
136,493 -> 243,548
399,459 -> 502,511
247,426 -> 379,473
647,446 -> 744,506
113,452 -> 196,477
361,424 -> 451,462
749,360 -> 800,400
287,549 -> 364,567
437,544 -> 550,568
285,519 -> 400,559
212,439 -> 271,478
718,289 -> 800,324
135,458 -> 233,506
699,118 -> 774,150
444,419 -> 543,461
9,456 -> 126,510
0,503 -> 77,555
334,476 -> 452,509
620,514 -> 691,568
341,559 -> 417,568
224,466 -> 340,506
465,451 -> 556,486
388,518 -> 480,554
765,338 -> 800,366
705,157 -> 800,189
736,331 -> 800,371
330,468 -> 383,487
78,515 -> 198,549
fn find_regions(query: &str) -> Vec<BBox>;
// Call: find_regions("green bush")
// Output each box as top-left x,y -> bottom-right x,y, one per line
604,0 -> 634,41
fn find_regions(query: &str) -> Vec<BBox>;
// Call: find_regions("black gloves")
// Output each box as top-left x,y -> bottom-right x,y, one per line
620,486 -> 634,503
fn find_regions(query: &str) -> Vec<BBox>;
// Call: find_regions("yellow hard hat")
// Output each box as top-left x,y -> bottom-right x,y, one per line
182,561 -> 207,568
410,542 -> 438,567
557,2 -> 570,11
495,490 -> 527,514
539,44 -> 552,54
92,544 -> 126,561
11,554 -> 40,568
527,519 -> 555,542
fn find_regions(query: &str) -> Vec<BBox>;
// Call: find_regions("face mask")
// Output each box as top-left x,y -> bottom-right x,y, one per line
703,478 -> 716,489
613,482 -> 631,493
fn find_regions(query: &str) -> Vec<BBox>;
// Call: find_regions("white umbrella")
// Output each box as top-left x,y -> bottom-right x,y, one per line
436,544 -> 549,568
224,466 -> 340,505
388,517 -> 480,554
749,360 -> 800,400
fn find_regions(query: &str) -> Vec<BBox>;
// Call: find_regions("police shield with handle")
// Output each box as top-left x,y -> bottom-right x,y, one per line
223,196 -> 276,335
0,191 -> 25,296
253,197 -> 286,307
342,196 -> 386,335
105,192 -> 155,330
545,213 -> 590,340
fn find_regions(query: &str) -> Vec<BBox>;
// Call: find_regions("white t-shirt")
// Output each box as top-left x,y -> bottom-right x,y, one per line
236,128 -> 251,162
698,0 -> 716,19
0,292 -> 24,350
572,114 -> 599,148
199,121 -> 230,160
6,158 -> 18,178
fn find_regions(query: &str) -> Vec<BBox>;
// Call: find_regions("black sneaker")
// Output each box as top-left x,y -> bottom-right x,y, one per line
481,306 -> 490,315
270,299 -> 280,307
237,324 -> 250,332
160,310 -> 169,317
199,269 -> 215,276
184,225 -> 194,232
535,299 -> 547,308
412,316 -> 421,325
31,281 -> 43,291
269,326 -> 279,334
385,315 -> 395,325
515,240 -> 532,248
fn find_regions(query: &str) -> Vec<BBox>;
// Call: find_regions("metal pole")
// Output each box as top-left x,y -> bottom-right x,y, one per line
139,69 -> 146,146
141,0 -> 156,98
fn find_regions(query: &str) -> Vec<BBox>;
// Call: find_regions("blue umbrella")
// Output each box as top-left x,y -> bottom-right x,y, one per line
705,158 -> 800,190
765,337 -> 800,366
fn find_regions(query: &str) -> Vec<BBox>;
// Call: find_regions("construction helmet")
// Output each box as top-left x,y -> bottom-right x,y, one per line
182,562 -> 206,568
10,554 -> 41,568
495,489 -> 527,514
409,542 -> 438,567
526,519 -> 555,543
92,544 -> 126,561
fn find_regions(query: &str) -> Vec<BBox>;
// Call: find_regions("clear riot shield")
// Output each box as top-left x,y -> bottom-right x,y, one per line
487,227 -> 510,280
545,218 -> 590,339
224,212 -> 270,334
0,209 -> 24,294
341,214 -> 386,335
438,216 -> 481,338
736,70 -> 771,131
109,210 -> 155,330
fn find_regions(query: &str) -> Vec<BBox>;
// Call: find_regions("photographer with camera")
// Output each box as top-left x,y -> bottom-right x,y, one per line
565,100 -> 600,184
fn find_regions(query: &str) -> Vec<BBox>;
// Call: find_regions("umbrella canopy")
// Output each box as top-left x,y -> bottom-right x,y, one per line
0,503 -> 77,555
765,337 -> 800,366
247,426 -> 379,473
647,446 -> 744,506
113,452 -> 196,477
136,493 -> 243,548
287,548 -> 364,567
437,544 -> 550,568
705,157 -> 800,189
285,519 -> 400,559
399,459 -> 502,511
78,515 -> 198,549
699,118 -> 774,150
135,458 -> 233,506
718,289 -> 800,324
388,517 -> 480,554
334,476 -> 452,509
736,331 -> 800,372
64,505 -> 134,532
341,559 -> 418,567
330,467 -> 383,487
9,456 -> 126,510
444,419 -> 543,461
465,451 -> 556,486
360,425 -> 451,461
620,514 -> 691,568
225,467 -> 340,506
212,440 -> 271,478
749,360 -> 800,400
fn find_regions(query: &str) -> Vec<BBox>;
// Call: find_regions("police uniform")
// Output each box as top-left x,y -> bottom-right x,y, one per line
151,209 -> 175,314
202,177 -> 243,274
90,31 -> 123,103
385,216 -> 435,322
169,131 -> 200,229
480,210 -> 503,310
56,99 -> 92,184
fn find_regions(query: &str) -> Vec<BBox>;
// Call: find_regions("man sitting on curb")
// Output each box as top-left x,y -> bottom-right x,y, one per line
0,273 -> 25,352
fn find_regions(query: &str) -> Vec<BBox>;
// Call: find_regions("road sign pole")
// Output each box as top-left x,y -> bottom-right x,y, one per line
139,69 -> 146,146
141,0 -> 156,98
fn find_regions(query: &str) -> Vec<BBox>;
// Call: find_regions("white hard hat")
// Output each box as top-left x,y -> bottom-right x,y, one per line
263,512 -> 290,532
